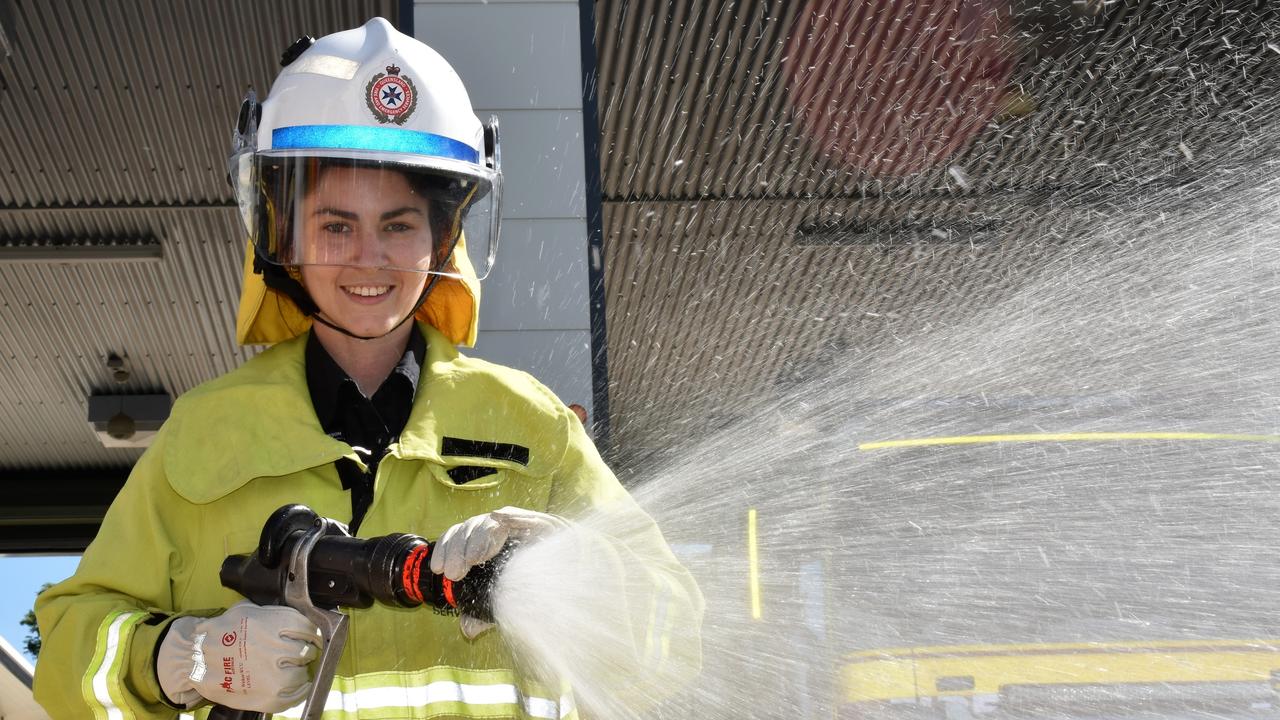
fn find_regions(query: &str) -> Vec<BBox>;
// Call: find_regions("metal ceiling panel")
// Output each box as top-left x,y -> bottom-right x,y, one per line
0,206 -> 249,468
601,196 -> 1084,459
0,1 -> 394,208
595,0 -> 1279,202
593,0 -> 1280,462
0,1 -> 395,533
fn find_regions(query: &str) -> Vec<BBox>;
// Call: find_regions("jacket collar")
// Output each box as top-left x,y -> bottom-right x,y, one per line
164,323 -> 562,504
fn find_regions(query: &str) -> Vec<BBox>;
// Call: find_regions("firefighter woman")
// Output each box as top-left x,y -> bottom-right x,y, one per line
33,18 -> 701,718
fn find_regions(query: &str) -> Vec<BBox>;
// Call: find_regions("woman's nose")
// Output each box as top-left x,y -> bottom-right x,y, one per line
347,228 -> 388,266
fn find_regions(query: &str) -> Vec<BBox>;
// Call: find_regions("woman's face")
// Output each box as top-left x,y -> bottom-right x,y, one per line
297,165 -> 435,338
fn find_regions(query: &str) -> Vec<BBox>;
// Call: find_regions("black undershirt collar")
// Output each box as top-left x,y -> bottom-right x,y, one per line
305,327 -> 425,532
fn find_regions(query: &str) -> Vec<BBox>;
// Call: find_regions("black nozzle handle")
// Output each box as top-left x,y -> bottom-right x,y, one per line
257,505 -> 323,568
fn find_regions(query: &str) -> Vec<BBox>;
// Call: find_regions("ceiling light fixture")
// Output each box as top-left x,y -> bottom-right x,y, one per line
87,394 -> 172,448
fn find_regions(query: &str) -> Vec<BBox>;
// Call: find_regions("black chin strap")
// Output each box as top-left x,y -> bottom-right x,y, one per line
254,233 -> 460,342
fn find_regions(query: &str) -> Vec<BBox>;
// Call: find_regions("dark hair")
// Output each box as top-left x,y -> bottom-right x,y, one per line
404,170 -> 470,272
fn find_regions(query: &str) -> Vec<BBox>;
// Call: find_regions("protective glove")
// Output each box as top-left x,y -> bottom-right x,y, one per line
430,506 -> 568,638
156,601 -> 322,712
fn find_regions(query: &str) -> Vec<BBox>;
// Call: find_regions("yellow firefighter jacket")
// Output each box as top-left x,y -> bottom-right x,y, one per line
33,322 -> 703,719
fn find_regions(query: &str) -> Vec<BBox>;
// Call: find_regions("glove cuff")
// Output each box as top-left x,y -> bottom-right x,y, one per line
155,615 -> 206,709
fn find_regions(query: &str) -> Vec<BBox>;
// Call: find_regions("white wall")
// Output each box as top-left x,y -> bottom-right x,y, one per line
414,0 -> 597,420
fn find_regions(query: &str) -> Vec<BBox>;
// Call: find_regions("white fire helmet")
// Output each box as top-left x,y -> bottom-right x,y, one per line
229,17 -> 501,285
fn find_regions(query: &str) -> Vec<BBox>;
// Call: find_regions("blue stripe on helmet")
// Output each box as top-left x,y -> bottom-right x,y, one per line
271,125 -> 479,164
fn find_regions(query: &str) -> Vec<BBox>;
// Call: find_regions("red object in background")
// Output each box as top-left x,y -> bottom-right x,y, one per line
786,0 -> 1014,177
568,404 -> 589,426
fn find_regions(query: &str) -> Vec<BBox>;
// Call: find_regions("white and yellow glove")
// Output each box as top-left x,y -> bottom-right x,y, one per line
430,506 -> 568,638
156,601 -> 322,712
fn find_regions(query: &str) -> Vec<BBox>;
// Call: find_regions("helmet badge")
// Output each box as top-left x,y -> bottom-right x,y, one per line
366,64 -> 417,125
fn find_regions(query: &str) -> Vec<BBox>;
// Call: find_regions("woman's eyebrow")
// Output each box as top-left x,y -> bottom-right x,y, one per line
380,207 -> 426,221
313,207 -> 358,220
311,207 -> 425,221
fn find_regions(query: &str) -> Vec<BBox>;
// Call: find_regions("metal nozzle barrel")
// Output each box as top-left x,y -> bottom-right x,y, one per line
218,506 -> 512,623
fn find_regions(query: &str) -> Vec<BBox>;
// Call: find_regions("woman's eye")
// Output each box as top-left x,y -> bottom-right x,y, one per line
322,222 -> 351,234
384,222 -> 413,233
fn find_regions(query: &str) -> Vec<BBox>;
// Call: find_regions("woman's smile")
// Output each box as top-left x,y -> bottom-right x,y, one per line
341,283 -> 396,303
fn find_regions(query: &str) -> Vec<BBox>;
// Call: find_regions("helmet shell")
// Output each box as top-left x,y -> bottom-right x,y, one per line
259,17 -> 486,184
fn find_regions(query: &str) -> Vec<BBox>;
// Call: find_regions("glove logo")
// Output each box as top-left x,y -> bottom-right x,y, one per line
366,64 -> 417,125
221,657 -> 235,692
221,632 -> 237,646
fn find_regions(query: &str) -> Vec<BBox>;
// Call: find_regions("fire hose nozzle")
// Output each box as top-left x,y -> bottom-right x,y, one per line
212,506 -> 515,720
219,504 -> 512,623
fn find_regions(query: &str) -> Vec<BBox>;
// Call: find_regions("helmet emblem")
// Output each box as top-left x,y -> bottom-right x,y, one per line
366,64 -> 417,125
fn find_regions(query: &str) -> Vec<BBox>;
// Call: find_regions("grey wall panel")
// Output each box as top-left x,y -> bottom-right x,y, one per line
414,2 -> 582,110
478,219 -> 590,332
489,109 -> 588,220
469,329 -> 594,416
415,0 -> 596,429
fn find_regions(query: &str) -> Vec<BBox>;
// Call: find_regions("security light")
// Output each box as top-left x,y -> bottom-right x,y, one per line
87,394 -> 172,448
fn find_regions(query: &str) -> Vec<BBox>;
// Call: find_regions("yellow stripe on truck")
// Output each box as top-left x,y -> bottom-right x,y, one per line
841,640 -> 1280,703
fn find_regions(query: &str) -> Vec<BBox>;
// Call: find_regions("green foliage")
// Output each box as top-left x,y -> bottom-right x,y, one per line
19,583 -> 53,658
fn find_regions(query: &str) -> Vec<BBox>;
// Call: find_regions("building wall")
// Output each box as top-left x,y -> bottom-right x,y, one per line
414,0 -> 597,421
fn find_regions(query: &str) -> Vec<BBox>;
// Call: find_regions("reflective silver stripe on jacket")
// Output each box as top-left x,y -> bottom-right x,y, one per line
83,611 -> 148,720
273,679 -> 576,719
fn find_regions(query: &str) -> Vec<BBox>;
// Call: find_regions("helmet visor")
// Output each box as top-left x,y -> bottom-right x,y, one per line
232,152 -> 500,280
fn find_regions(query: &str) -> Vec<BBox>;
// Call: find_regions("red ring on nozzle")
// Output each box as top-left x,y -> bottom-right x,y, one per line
402,545 -> 430,604
442,576 -> 457,608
